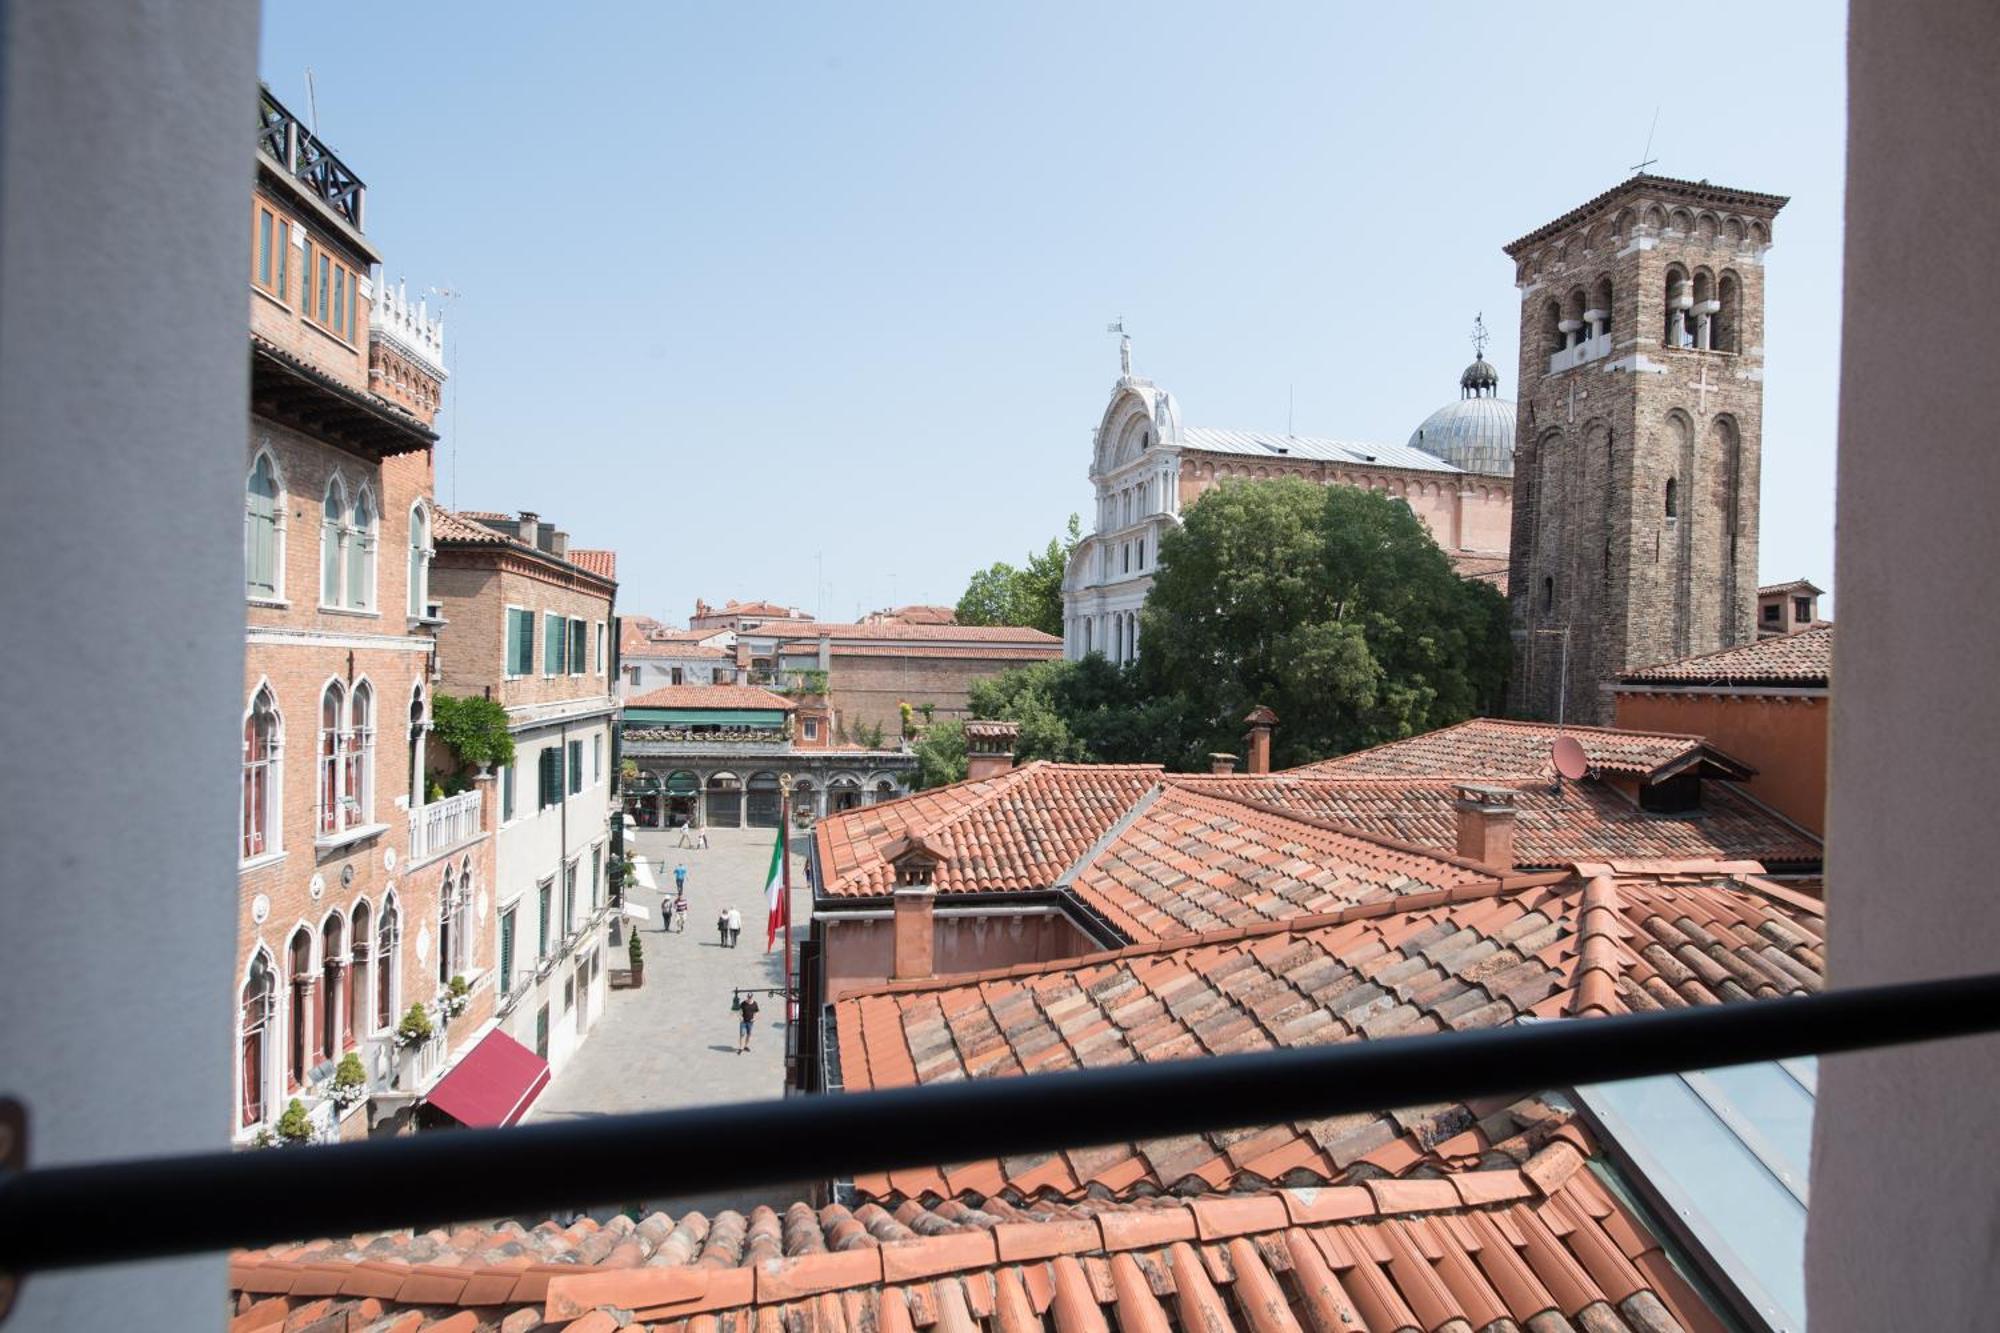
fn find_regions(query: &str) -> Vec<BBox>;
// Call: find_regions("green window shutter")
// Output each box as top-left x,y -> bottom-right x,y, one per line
568,740 -> 583,795
511,609 -> 534,676
544,612 -> 563,674
499,909 -> 515,995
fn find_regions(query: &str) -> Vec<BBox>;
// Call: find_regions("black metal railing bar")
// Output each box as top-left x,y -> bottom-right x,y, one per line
4,972 -> 1999,1276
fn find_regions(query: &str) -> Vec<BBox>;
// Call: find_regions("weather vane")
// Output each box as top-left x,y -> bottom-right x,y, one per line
1469,312 -> 1489,360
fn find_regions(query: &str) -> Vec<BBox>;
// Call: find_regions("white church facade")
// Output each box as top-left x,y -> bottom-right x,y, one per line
1061,335 -> 1519,663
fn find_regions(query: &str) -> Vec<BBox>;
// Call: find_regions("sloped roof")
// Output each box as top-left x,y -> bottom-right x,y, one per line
1757,579 -> 1825,597
1064,785 -> 1515,942
1450,551 -> 1512,592
1181,426 -> 1464,475
774,623 -> 1063,646
1291,719 -> 1752,783
227,1167 -> 1715,1333
430,508 -> 616,587
1620,624 -> 1832,688
567,548 -> 616,580
1172,775 -> 1821,869
626,684 -> 793,712
815,763 -> 1163,898
832,866 -> 1822,1203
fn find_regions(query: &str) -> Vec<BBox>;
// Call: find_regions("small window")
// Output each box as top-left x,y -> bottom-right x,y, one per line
499,907 -> 517,996
1542,576 -> 1554,612
804,719 -> 819,741
316,252 -> 331,324
596,622 -> 607,674
507,607 -> 534,677
257,208 -> 274,288
544,611 -> 566,675
500,760 -> 516,821
1665,477 -> 1679,521
1763,603 -> 1782,624
568,739 -> 584,795
568,618 -> 587,676
1794,596 -> 1812,623
592,734 -> 603,783
537,881 -> 553,958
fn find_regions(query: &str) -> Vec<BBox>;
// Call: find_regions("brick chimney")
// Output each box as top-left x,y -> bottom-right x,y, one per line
887,835 -> 944,981
1209,753 -> 1238,775
1243,706 -> 1279,775
1454,784 -> 1519,870
516,511 -> 540,548
964,720 -> 1020,781
548,528 -> 569,559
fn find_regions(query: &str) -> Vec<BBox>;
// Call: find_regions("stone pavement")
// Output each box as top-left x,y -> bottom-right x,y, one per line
530,825 -> 810,1125
526,825 -> 817,1216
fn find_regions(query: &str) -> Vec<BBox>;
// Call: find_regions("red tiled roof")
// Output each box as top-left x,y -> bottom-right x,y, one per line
1065,785 -> 1509,942
627,684 -> 793,711
228,1167 -> 1716,1333
803,644 -> 1062,661
430,508 -> 616,586
1173,774 -> 1821,869
1291,718 -> 1751,783
1450,551 -> 1511,592
1757,578 -> 1825,597
1620,623 -> 1832,687
567,548 -> 617,581
772,623 -> 1062,645
833,866 -> 1822,1203
868,603 -> 960,625
815,763 -> 1163,897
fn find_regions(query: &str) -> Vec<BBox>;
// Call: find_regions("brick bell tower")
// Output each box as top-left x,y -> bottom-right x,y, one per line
1502,176 -> 1787,725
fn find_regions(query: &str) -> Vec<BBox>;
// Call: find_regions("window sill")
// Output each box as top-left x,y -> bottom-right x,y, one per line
239,849 -> 288,873
315,822 -> 388,854
318,605 -> 383,620
247,595 -> 291,609
408,614 -> 447,630
250,284 -> 293,314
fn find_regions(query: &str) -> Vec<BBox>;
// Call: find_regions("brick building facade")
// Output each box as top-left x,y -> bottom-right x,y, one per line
429,509 -> 619,1077
237,89 -> 492,1143
1503,176 -> 1788,724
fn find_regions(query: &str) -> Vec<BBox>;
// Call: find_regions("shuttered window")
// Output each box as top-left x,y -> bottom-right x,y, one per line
568,618 -> 587,676
498,908 -> 516,996
245,454 -> 281,598
544,612 -> 565,675
539,746 -> 562,809
506,608 -> 534,678
568,740 -> 584,796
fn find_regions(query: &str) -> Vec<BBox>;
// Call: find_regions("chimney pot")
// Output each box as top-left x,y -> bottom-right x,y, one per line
1243,705 -> 1279,775
964,720 -> 1020,781
1454,784 -> 1519,871
1209,752 -> 1238,775
516,511 -> 540,548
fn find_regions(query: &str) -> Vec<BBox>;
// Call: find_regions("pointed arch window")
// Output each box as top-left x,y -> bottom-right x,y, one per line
347,487 -> 376,610
347,681 -> 374,826
320,914 -> 345,1061
1666,477 -> 1680,521
246,453 -> 283,599
376,899 -> 399,1028
321,477 -> 347,605
438,866 -> 462,988
349,900 -> 373,1040
240,953 -> 276,1128
287,928 -> 314,1089
407,503 -> 432,618
242,687 -> 282,859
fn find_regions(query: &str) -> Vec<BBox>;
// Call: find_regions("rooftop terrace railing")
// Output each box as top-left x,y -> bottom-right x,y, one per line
2,972 -> 1998,1277
257,87 -> 365,230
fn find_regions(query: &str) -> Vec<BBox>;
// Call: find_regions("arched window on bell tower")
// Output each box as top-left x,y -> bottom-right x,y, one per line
1664,265 -> 1692,348
1665,477 -> 1679,521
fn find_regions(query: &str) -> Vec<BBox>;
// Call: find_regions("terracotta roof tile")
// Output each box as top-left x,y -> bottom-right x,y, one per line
626,684 -> 794,711
430,508 -> 618,585
1620,623 -> 1833,686
1170,774 -> 1819,869
1289,717 -> 1750,783
770,623 -> 1062,646
567,548 -> 617,580
832,867 -> 1821,1204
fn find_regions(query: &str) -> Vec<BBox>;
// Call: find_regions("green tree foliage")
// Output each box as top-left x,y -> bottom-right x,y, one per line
953,515 -> 1081,636
1136,478 -> 1509,768
430,693 -> 517,770
910,657 -> 1193,787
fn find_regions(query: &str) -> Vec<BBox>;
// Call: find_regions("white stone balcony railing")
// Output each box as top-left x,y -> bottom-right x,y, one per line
369,276 -> 447,377
1547,330 -> 1613,374
409,788 -> 482,865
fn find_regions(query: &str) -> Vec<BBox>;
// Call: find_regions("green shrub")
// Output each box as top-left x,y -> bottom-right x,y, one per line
333,1052 -> 366,1090
395,1002 -> 434,1047
430,693 -> 517,770
275,1098 -> 313,1144
628,930 -> 644,970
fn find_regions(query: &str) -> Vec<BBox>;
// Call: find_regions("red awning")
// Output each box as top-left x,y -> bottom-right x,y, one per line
424,1030 -> 550,1128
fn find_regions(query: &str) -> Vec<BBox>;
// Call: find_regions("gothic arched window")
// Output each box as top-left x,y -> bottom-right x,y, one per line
246,452 -> 282,599
1665,477 -> 1680,521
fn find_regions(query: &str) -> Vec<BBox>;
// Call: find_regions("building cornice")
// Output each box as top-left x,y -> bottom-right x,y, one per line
247,625 -> 435,653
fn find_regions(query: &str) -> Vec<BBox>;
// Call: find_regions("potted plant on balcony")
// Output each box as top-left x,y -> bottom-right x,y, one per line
275,1098 -> 314,1146
430,693 -> 517,779
627,928 -> 644,987
394,1002 -> 434,1049
330,1052 -> 368,1111
440,974 -> 471,1020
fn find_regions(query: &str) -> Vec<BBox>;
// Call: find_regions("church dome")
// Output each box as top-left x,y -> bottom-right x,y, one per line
1409,356 -> 1515,477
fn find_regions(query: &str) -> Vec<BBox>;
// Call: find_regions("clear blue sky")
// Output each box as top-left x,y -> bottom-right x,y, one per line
262,3 -> 1846,623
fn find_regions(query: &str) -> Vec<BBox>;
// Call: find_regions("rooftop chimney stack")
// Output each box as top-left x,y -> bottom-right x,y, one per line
964,720 -> 1021,781
887,836 -> 944,981
1209,753 -> 1238,775
1244,706 -> 1279,775
516,511 -> 540,549
1454,784 -> 1520,871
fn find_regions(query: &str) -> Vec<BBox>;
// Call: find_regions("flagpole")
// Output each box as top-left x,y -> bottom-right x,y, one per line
779,774 -> 795,1028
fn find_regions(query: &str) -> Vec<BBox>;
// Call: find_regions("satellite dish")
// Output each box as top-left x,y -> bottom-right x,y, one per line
1552,735 -> 1589,782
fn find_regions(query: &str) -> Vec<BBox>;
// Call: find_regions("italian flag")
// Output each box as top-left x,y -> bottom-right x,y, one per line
764,825 -> 788,952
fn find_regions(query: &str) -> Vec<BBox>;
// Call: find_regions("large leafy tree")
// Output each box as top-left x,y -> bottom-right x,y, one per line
1135,478 -> 1509,768
954,516 -> 1081,636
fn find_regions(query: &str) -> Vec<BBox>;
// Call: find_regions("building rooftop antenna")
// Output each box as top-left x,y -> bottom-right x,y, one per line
304,67 -> 321,141
1631,105 -> 1660,175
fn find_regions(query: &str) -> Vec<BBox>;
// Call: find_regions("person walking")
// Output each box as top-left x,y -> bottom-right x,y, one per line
673,864 -> 687,895
736,993 -> 760,1053
725,905 -> 743,948
716,908 -> 729,947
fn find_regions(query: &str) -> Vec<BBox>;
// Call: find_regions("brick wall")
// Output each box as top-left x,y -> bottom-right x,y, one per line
248,180 -> 372,395
1507,181 -> 1781,724
829,649 -> 1061,738
1176,452 -> 1512,555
